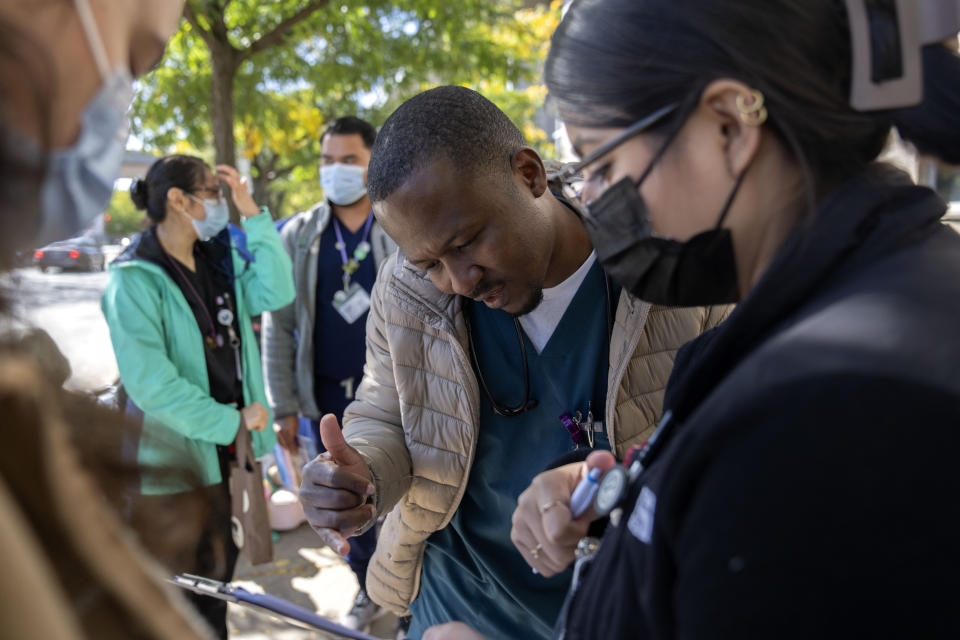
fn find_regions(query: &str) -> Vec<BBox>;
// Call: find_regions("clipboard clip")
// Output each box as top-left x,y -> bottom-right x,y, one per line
169,574 -> 239,603
169,573 -> 382,640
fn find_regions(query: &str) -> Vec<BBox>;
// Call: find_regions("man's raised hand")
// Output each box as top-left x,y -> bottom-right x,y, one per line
298,414 -> 375,555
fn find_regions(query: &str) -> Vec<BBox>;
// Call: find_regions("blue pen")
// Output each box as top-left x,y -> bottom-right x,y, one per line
570,467 -> 602,518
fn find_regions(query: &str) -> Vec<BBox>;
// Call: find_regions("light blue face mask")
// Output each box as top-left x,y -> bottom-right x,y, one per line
34,0 -> 134,245
185,195 -> 230,242
320,163 -> 367,206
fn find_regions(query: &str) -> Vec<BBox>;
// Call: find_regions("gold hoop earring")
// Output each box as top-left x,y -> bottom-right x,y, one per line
736,89 -> 768,126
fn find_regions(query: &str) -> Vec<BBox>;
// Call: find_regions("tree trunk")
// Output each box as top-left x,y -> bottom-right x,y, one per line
252,175 -> 273,214
251,153 -> 275,212
210,46 -> 239,169
251,152 -> 296,219
209,44 -> 240,221
271,191 -> 287,218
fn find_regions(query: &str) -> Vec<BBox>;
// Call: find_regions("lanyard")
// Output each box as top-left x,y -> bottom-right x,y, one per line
332,212 -> 374,291
160,241 -> 241,383
161,244 -> 218,346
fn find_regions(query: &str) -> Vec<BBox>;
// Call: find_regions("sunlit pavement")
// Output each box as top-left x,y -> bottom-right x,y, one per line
229,524 -> 398,639
6,266 -> 118,391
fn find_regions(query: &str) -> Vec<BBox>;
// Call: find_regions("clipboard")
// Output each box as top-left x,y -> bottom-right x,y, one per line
171,574 -> 381,640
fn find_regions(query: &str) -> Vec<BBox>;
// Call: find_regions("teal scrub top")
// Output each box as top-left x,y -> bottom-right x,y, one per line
409,261 -> 614,639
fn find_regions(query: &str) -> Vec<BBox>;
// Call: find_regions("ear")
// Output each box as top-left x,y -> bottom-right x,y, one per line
512,148 -> 548,198
166,186 -> 194,219
698,80 -> 764,179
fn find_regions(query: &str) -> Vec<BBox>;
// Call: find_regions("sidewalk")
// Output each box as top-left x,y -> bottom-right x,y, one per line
228,524 -> 398,639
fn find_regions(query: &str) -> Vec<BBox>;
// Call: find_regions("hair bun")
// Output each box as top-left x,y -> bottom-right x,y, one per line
129,178 -> 149,210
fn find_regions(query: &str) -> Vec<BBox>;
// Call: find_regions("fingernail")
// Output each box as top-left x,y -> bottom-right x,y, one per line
365,484 -> 375,496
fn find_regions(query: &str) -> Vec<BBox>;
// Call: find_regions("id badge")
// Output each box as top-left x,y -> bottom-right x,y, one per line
333,282 -> 371,324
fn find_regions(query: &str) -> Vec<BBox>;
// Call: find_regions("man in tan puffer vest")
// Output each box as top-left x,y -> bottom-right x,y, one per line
298,86 -> 729,639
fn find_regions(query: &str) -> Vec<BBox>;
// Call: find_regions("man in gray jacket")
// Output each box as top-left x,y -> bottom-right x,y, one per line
260,116 -> 396,631
298,88 -> 729,639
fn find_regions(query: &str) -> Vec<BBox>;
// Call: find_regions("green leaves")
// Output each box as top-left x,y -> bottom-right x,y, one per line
104,189 -> 147,237
132,1 -> 562,219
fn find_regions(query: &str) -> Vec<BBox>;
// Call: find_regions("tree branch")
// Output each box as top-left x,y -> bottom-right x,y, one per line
252,151 -> 280,175
241,0 -> 332,60
272,164 -> 296,181
183,1 -> 216,49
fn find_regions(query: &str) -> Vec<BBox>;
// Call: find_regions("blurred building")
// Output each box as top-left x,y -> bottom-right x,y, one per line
119,150 -> 159,179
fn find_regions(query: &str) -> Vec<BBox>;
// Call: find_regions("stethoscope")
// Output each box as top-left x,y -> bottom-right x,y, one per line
468,315 -> 537,417
161,241 -> 243,383
466,268 -> 614,418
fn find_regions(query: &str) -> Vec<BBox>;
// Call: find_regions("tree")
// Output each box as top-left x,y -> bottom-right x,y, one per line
103,188 -> 148,238
132,1 -> 562,218
180,0 -> 332,170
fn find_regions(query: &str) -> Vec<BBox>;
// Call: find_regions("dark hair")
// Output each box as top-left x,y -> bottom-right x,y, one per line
546,0 -> 960,192
130,154 -> 208,223
322,115 -> 377,150
366,86 -> 526,203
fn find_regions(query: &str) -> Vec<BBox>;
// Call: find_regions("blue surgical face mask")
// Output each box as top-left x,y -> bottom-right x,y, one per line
185,194 -> 230,242
34,0 -> 134,245
320,163 -> 367,206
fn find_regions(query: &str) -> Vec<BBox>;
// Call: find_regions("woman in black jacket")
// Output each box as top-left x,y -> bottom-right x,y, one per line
425,1 -> 960,639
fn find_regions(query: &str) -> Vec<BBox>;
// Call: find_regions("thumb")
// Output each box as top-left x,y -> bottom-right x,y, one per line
570,450 -> 619,521
584,449 -> 617,475
319,414 -> 363,466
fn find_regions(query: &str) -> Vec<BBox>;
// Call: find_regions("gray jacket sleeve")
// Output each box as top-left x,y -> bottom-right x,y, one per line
261,219 -> 301,419
342,259 -> 412,518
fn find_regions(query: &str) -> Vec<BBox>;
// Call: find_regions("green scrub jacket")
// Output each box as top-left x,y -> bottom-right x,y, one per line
101,212 -> 295,494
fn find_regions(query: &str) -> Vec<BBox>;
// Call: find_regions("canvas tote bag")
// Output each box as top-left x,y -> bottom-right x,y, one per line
230,425 -> 273,564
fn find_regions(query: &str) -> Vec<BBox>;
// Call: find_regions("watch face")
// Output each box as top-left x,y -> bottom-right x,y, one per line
217,308 -> 234,326
594,466 -> 628,516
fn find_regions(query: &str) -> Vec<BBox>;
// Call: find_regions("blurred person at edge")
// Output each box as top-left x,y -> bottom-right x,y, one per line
261,116 -> 396,632
0,0 -> 223,639
102,155 -> 295,638
425,1 -> 960,639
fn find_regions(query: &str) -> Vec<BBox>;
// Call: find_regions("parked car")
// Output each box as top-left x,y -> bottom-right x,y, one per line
33,237 -> 106,272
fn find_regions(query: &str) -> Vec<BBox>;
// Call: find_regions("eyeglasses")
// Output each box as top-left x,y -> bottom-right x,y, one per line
557,103 -> 679,205
190,184 -> 227,204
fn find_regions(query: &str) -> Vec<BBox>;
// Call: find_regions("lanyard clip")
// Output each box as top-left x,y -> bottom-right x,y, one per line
585,401 -> 595,449
560,412 -> 586,447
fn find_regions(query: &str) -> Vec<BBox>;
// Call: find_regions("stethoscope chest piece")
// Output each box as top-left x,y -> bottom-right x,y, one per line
594,465 -> 629,517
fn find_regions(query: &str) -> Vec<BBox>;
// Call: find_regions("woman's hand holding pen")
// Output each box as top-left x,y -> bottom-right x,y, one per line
510,450 -> 617,577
